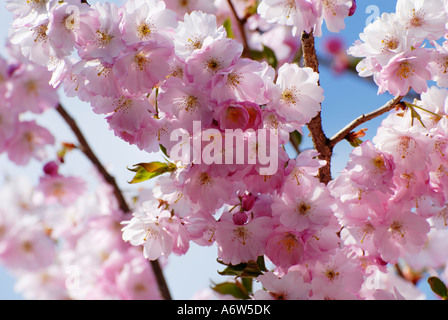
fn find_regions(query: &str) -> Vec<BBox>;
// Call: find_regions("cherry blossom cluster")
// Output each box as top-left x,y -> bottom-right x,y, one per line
348,0 -> 448,96
0,54 -> 57,166
0,173 -> 162,299
2,0 -> 448,301
258,0 -> 357,37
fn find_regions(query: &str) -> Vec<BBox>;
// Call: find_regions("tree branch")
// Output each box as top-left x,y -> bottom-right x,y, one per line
329,96 -> 404,148
56,104 -> 130,214
55,104 -> 172,300
227,0 -> 252,59
301,31 -> 333,185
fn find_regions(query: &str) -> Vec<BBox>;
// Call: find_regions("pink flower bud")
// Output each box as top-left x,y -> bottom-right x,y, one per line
43,161 -> 59,177
349,0 -> 357,16
325,37 -> 344,55
241,193 -> 256,212
232,211 -> 248,225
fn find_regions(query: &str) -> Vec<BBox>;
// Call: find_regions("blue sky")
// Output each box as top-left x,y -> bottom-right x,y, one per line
0,1 -> 419,300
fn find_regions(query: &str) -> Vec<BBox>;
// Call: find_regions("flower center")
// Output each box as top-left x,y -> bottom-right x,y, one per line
397,61 -> 415,80
95,29 -> 114,47
389,220 -> 406,238
409,9 -> 425,27
381,36 -> 399,52
205,58 -> 221,73
137,22 -> 152,40
279,233 -> 299,253
232,226 -> 251,245
33,24 -> 48,43
186,35 -> 204,51
371,155 -> 386,174
182,96 -> 199,113
282,86 -> 299,105
27,0 -> 46,10
197,172 -> 214,189
296,201 -> 311,216
133,52 -> 151,71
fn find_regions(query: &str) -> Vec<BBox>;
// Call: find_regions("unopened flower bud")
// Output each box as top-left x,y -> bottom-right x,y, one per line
349,0 -> 357,16
232,211 -> 248,225
43,161 -> 59,177
241,193 -> 256,212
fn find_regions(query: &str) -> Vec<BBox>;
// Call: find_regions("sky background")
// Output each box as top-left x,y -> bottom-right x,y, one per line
0,1 -> 431,300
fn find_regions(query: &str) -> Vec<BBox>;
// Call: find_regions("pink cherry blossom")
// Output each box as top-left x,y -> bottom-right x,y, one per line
120,0 -> 177,47
272,177 -> 334,232
6,120 -> 55,166
121,201 -> 174,261
376,48 -> 432,96
215,212 -> 273,265
113,41 -> 174,95
184,38 -> 243,87
74,2 -> 124,64
254,271 -> 311,300
267,63 -> 323,130
8,63 -> 59,114
173,10 -> 226,60
37,175 -> 86,206
374,204 -> 431,264
265,226 -> 305,268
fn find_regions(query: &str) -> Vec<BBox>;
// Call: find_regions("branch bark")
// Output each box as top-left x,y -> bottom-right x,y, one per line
329,96 -> 404,148
55,104 -> 172,300
301,31 -> 333,185
227,0 -> 252,59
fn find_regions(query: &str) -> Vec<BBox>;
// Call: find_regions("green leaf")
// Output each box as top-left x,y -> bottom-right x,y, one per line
223,17 -> 234,39
262,45 -> 278,69
428,276 -> 448,299
249,46 -> 278,69
159,144 -> 169,158
349,137 -> 364,148
211,281 -> 250,300
127,161 -> 176,184
217,256 -> 267,278
241,277 -> 253,295
407,104 -> 426,128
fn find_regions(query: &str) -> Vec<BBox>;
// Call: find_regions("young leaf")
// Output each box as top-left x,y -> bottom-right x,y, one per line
127,161 -> 176,184
223,17 -> 234,39
159,144 -> 169,158
217,256 -> 266,278
262,45 -> 278,69
211,281 -> 250,300
407,104 -> 426,128
428,276 -> 448,299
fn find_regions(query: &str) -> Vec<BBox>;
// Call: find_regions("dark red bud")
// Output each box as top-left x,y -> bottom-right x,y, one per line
232,211 -> 248,225
349,0 -> 357,16
241,193 -> 256,212
43,161 -> 59,177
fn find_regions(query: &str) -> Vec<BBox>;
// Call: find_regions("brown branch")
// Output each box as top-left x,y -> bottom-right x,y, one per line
227,0 -> 252,59
329,96 -> 404,148
301,30 -> 333,185
56,104 -> 130,214
55,104 -> 172,300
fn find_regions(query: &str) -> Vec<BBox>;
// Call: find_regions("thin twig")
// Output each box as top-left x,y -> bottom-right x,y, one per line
55,104 -> 172,300
56,104 -> 130,214
329,96 -> 404,148
227,0 -> 252,59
